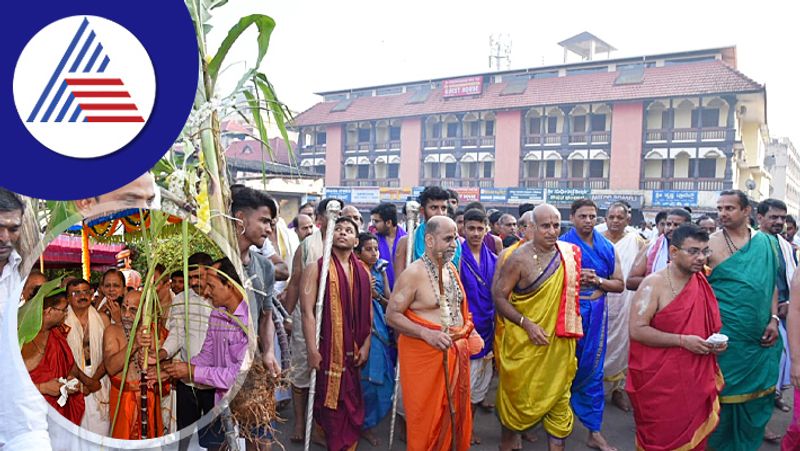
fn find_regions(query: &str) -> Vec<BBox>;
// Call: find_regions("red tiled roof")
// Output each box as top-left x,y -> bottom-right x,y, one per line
221,120 -> 253,134
293,61 -> 763,126
225,137 -> 296,165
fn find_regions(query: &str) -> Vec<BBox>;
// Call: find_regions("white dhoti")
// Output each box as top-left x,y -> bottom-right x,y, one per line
469,356 -> 493,404
288,307 -> 311,388
603,231 -> 641,393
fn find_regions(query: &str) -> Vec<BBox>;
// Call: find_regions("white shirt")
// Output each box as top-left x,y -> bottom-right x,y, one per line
0,250 -> 52,450
161,289 -> 214,385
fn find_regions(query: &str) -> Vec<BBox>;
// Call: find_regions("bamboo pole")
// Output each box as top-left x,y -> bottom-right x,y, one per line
388,200 -> 419,449
304,201 -> 342,451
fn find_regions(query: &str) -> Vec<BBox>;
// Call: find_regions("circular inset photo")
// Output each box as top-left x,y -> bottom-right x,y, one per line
6,201 -> 284,449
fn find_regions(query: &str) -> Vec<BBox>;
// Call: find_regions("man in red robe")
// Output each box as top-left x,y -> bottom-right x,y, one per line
301,217 -> 372,451
22,287 -> 88,425
626,224 -> 726,450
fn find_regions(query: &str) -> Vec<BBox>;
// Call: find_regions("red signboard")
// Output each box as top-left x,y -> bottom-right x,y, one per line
442,76 -> 483,98
454,187 -> 480,203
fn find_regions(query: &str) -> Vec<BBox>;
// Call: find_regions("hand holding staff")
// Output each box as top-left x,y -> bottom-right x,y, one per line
304,201 -> 342,451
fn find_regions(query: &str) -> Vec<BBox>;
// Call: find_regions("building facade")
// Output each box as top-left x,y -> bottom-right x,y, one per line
292,46 -> 769,213
766,137 -> 800,216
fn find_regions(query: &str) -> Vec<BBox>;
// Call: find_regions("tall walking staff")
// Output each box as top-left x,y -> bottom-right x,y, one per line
388,200 -> 420,449
437,256 -> 457,451
304,201 -> 342,451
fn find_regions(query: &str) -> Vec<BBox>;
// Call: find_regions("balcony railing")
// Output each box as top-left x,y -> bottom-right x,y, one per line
344,142 -> 372,151
521,178 -> 560,188
641,178 -> 725,191
420,178 -> 494,188
341,178 -> 400,188
568,131 -> 611,144
375,140 -> 401,150
564,178 -> 609,189
645,127 -> 729,143
300,144 -> 326,154
424,137 -> 495,149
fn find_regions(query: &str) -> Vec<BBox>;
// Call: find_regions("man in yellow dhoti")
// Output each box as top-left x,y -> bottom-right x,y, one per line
492,204 -> 583,451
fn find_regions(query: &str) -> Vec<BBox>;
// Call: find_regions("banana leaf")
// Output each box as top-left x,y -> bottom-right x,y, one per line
18,277 -> 64,347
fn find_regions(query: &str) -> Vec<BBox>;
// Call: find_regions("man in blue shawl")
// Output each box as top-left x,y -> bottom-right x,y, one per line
370,202 -> 406,291
394,186 -> 462,275
459,208 -> 497,445
561,198 -> 624,451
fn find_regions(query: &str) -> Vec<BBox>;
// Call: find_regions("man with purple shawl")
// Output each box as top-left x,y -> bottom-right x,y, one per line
370,202 -> 406,290
459,208 -> 498,444
560,199 -> 624,451
301,217 -> 372,451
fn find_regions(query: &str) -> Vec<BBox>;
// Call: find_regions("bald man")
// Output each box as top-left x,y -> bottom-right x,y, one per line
295,214 -> 314,242
493,205 -> 583,451
387,216 -> 481,451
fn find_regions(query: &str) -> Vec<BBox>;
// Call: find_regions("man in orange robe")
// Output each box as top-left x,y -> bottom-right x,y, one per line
387,216 -> 482,451
626,224 -> 725,450
104,290 -> 168,439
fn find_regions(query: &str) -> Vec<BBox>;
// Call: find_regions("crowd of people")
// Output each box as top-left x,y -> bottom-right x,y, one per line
3,182 -> 800,450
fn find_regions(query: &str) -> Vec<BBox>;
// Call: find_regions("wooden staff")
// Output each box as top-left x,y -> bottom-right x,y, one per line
304,201 -> 342,451
272,296 -> 292,371
437,256 -> 457,451
140,331 -> 149,439
388,200 -> 419,449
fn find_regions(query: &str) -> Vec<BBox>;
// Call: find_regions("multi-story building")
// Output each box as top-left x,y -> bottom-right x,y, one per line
766,138 -> 800,216
292,41 -> 769,214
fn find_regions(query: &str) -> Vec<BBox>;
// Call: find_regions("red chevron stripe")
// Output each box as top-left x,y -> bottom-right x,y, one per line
72,91 -> 131,98
86,116 -> 145,122
65,78 -> 123,85
79,104 -> 138,110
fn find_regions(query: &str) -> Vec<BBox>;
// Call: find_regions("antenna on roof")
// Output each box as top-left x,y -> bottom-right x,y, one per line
489,34 -> 512,71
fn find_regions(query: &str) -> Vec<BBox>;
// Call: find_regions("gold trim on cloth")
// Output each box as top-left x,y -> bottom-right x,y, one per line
719,387 -> 775,404
557,241 -> 583,336
324,261 -> 344,410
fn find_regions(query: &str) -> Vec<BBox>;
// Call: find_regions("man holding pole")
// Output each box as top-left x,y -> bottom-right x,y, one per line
301,217 -> 372,451
394,186 -> 460,275
387,216 -> 481,451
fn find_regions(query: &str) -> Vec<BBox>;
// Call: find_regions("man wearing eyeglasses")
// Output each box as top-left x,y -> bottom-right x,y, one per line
627,223 -> 725,450
63,278 -> 110,435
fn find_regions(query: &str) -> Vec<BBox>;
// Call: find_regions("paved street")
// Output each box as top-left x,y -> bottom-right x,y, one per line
272,380 -> 793,450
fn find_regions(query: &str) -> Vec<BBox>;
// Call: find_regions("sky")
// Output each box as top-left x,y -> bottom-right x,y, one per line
208,0 -> 799,145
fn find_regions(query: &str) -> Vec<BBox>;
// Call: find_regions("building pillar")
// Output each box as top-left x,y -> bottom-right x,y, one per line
399,118 -> 422,188
608,102 -> 644,190
494,110 -> 522,187
325,124 -> 343,186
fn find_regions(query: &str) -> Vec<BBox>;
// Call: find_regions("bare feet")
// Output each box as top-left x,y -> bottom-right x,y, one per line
361,429 -> 380,447
290,424 -> 304,443
586,431 -> 618,451
480,399 -> 496,412
522,431 -> 538,443
312,424 -> 327,447
499,427 -> 519,451
764,427 -> 782,443
471,432 -> 482,445
611,390 -> 631,413
547,436 -> 566,451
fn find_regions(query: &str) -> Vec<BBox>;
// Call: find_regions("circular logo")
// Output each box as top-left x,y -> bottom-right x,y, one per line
13,16 -> 156,159
3,0 -> 198,200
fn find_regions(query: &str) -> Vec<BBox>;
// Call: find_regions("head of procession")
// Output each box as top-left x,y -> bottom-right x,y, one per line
188,252 -> 213,296
756,198 -> 788,236
424,215 -> 458,264
569,198 -> 598,239
669,223 -> 711,275
332,217 -> 360,254
355,232 -> 380,267
0,187 -> 23,267
531,204 -> 561,252
66,278 -> 93,313
605,202 -> 630,236
463,208 -> 488,250
664,208 -> 692,242
205,257 -> 244,310
231,184 -> 278,250
418,186 -> 450,221
716,189 -> 752,231
370,202 -> 398,236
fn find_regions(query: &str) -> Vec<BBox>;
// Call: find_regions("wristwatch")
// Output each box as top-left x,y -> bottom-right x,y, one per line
771,314 -> 780,324
597,277 -> 605,289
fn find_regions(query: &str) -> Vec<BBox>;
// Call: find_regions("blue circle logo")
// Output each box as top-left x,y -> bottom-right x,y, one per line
3,1 -> 198,199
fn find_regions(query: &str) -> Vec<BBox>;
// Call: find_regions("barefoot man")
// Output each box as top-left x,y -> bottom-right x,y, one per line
707,190 -> 781,450
493,204 -> 583,451
601,202 -> 644,412
387,216 -> 481,451
627,224 -> 725,450
560,199 -> 624,451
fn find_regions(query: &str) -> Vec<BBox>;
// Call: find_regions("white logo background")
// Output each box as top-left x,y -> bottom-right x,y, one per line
13,15 -> 156,159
